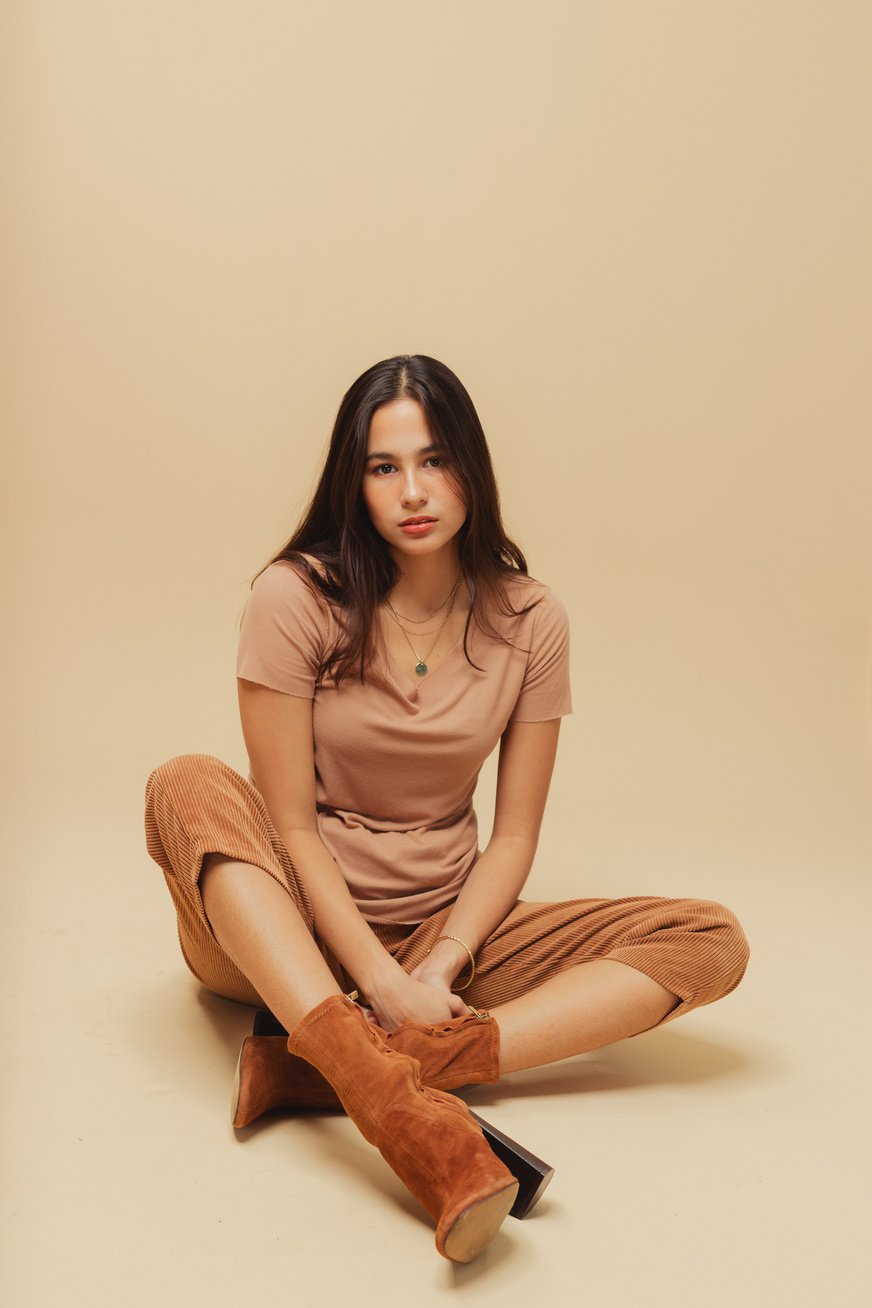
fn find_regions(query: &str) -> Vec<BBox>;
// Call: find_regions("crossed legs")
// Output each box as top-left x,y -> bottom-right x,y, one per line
146,756 -> 748,1071
200,855 -> 681,1074
148,757 -> 749,1261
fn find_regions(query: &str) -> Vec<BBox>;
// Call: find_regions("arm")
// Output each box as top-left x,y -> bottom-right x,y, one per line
412,717 -> 561,994
237,678 -> 469,1027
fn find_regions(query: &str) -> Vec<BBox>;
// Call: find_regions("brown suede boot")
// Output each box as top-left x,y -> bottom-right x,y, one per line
287,994 -> 517,1262
232,1009 -> 500,1128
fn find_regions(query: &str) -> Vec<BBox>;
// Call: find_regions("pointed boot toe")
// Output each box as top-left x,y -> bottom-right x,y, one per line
231,1034 -> 341,1127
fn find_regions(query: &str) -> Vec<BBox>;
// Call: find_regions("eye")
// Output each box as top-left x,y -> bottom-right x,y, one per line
424,455 -> 444,468
371,462 -> 395,476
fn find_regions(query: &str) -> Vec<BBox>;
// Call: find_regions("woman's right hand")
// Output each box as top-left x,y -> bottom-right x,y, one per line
363,966 -> 470,1032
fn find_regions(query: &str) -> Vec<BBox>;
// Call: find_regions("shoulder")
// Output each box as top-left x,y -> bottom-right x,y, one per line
238,557 -> 336,691
250,557 -> 331,613
243,558 -> 336,646
494,572 -> 570,634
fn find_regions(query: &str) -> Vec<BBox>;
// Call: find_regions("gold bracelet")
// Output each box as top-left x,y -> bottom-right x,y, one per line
427,934 -> 476,992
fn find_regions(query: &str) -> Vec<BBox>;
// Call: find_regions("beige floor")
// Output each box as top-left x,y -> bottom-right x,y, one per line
3,780 -> 869,1308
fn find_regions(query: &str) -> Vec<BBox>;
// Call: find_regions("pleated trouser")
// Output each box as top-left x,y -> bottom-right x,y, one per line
144,754 -> 749,1026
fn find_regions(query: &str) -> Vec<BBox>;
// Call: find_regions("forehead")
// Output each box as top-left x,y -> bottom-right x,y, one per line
367,397 -> 432,453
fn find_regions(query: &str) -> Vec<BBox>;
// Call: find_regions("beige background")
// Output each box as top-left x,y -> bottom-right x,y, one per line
3,2 -> 870,1304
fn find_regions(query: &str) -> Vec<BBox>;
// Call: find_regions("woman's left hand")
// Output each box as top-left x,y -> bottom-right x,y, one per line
362,977 -> 468,1030
404,958 -> 470,1014
362,966 -> 470,1031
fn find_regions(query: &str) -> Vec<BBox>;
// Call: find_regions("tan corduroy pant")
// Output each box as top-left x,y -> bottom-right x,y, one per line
144,754 -> 749,1025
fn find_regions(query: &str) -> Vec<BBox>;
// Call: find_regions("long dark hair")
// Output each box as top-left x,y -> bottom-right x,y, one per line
255,354 -> 537,683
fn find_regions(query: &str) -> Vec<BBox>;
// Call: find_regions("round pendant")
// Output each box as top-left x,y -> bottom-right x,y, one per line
415,661 -> 428,676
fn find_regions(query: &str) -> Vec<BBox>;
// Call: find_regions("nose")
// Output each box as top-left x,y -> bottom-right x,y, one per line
400,467 -> 427,507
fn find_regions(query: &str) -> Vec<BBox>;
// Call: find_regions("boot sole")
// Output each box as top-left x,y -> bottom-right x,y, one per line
441,1180 -> 519,1263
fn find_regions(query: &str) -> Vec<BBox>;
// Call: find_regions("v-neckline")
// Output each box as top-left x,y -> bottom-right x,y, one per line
377,577 -> 473,698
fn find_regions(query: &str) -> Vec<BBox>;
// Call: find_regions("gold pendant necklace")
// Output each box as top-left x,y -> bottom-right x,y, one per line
384,587 -> 458,676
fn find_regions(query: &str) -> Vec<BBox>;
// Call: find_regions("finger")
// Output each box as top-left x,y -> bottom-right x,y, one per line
447,993 -> 472,1017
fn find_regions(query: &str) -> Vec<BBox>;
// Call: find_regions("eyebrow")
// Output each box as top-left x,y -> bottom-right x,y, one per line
365,444 -> 443,463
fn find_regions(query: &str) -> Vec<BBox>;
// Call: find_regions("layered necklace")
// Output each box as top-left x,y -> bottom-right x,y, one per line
383,573 -> 464,677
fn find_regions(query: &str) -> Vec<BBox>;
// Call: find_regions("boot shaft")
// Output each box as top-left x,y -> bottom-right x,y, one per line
285,994 -> 517,1261
232,1007 -> 500,1128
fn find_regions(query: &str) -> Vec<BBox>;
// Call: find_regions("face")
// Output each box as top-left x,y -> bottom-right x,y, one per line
361,397 -> 467,560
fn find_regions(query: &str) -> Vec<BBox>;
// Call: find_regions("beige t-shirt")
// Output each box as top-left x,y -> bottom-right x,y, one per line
236,560 -> 572,924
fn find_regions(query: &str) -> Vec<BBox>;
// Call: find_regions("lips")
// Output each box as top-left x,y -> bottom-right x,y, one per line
399,516 -> 436,526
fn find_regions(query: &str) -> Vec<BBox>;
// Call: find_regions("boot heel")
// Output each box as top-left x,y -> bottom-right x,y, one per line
467,1109 -> 555,1219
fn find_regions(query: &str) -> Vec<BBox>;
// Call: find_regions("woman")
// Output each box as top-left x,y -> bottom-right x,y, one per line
145,354 -> 749,1262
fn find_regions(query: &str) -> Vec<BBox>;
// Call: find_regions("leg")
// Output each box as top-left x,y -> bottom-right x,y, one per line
198,864 -> 519,1261
144,756 -> 517,1261
199,856 -> 340,1029
231,963 -> 673,1104
145,754 -> 347,1021
490,959 -> 677,1073
389,894 -> 750,1075
144,753 -> 335,1005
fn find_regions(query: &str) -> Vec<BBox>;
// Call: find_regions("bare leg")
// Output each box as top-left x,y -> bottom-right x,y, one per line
200,857 -> 678,1074
491,960 -> 679,1074
199,856 -> 340,1028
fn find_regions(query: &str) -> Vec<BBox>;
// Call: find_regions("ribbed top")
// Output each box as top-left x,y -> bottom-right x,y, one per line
236,561 -> 572,923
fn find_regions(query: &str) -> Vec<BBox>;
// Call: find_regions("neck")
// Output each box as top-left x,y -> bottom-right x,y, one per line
387,545 -> 465,615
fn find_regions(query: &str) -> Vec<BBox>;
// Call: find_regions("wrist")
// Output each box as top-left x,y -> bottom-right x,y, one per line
425,935 -> 475,988
415,955 -> 455,986
357,950 -> 407,1002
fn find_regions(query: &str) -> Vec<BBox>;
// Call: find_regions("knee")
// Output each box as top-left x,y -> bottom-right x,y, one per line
145,754 -> 230,805
686,898 -> 751,1000
144,755 -> 240,847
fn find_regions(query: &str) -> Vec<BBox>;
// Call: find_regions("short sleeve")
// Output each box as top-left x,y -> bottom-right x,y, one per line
508,589 -> 573,723
236,561 -> 331,698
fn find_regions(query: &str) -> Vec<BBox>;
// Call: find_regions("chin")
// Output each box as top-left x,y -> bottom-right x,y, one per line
392,533 -> 458,558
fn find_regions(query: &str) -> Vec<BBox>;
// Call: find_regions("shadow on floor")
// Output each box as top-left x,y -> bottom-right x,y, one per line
462,1025 -> 768,1103
131,970 -> 770,1114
